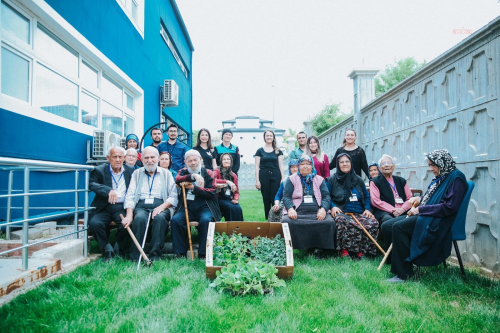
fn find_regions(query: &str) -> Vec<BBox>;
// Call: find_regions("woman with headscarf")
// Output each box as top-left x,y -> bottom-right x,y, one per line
212,153 -> 244,221
126,134 -> 142,165
328,153 -> 379,260
268,159 -> 299,222
368,162 -> 381,180
383,149 -> 468,282
282,155 -> 334,257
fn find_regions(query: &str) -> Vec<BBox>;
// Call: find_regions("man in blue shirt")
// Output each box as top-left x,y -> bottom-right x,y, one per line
158,124 -> 188,172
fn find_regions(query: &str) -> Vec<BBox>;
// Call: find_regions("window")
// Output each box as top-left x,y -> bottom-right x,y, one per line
102,101 -> 122,135
116,0 -> 144,36
81,60 -> 98,90
35,63 -> 78,122
35,23 -> 78,79
102,73 -> 122,107
1,0 -> 30,44
160,21 -> 189,79
125,91 -> 134,110
124,114 -> 134,136
81,92 -> 98,128
1,46 -> 29,101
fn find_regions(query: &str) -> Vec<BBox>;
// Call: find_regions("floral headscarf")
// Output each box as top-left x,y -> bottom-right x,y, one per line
298,155 -> 317,184
219,153 -> 234,182
288,159 -> 299,175
420,149 -> 457,206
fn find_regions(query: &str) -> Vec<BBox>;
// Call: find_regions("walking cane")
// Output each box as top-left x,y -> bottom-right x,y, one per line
137,210 -> 152,270
181,184 -> 195,261
346,213 -> 386,255
120,214 -> 152,267
377,201 -> 419,270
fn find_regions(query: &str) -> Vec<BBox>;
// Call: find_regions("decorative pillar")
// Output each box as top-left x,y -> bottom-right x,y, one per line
303,121 -> 313,137
348,68 -> 379,144
286,137 -> 297,155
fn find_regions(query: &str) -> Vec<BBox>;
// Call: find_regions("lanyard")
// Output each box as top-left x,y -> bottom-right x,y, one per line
301,179 -> 312,194
147,172 -> 157,197
109,165 -> 123,189
386,178 -> 399,197
428,176 -> 443,189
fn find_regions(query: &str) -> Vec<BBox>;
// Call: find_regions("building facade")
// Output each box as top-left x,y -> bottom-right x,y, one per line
0,0 -> 193,219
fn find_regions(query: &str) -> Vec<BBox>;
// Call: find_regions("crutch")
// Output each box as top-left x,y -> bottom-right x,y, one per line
181,184 -> 194,261
346,213 -> 386,256
377,201 -> 419,270
120,214 -> 153,267
137,210 -> 152,270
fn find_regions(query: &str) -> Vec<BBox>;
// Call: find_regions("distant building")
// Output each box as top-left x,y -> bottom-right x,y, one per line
219,116 -> 286,164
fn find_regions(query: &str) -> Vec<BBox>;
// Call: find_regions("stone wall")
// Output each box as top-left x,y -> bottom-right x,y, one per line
319,17 -> 500,273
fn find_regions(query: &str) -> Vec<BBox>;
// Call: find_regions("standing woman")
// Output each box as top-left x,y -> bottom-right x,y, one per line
255,130 -> 284,220
212,153 -> 244,221
193,128 -> 215,171
126,134 -> 142,165
328,153 -> 379,260
306,135 -> 330,179
329,129 -> 369,179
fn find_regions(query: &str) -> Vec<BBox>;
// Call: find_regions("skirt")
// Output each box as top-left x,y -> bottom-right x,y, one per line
333,213 -> 379,255
281,204 -> 336,250
219,197 -> 244,221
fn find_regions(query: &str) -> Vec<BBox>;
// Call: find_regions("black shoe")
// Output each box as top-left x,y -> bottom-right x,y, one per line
103,244 -> 115,262
150,255 -> 161,262
198,254 -> 206,260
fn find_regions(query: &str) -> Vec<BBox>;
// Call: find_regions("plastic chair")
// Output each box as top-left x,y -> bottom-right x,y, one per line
417,180 -> 475,278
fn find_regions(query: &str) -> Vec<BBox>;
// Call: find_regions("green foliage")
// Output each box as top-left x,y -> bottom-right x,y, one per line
212,232 -> 287,266
191,129 -> 199,147
209,260 -> 286,296
375,57 -> 427,97
310,102 -> 350,135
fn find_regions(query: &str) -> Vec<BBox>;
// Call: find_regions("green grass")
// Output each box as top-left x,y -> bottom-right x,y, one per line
1,190 -> 499,332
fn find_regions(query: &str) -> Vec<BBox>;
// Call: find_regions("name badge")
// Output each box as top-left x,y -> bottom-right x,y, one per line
145,197 -> 154,204
395,197 -> 404,204
349,193 -> 358,202
304,195 -> 313,203
225,188 -> 231,196
187,192 -> 195,201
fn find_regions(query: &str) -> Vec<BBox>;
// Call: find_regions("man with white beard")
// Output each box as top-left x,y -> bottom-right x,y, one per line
123,146 -> 178,262
171,150 -> 221,259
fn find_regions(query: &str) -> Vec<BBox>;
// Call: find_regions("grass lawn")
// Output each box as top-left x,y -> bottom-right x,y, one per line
1,190 -> 499,332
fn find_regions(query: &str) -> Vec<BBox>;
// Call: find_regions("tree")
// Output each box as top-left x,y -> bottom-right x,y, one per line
375,57 -> 427,97
191,129 -> 199,147
311,103 -> 350,135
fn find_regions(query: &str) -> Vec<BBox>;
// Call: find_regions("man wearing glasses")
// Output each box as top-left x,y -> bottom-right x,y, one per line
369,154 -> 414,226
158,124 -> 188,173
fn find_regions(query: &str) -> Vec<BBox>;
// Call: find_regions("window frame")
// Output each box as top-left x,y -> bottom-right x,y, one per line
0,41 -> 32,104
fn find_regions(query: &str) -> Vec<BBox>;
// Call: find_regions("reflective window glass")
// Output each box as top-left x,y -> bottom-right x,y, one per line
81,60 -> 98,90
1,1 -> 30,44
81,92 -> 98,127
124,114 -> 134,136
102,101 -> 122,135
125,92 -> 134,110
1,47 -> 29,101
102,73 -> 122,106
35,23 -> 78,79
35,63 -> 78,122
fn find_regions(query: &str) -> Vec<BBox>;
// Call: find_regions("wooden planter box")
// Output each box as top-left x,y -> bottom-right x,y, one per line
205,221 -> 294,279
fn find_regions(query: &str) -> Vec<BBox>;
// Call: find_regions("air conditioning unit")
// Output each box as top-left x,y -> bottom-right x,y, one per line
119,137 -> 127,149
163,79 -> 179,106
93,130 -> 123,158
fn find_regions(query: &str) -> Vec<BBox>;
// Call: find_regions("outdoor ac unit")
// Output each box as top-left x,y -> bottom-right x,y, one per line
163,79 -> 179,106
93,130 -> 123,158
119,137 -> 127,149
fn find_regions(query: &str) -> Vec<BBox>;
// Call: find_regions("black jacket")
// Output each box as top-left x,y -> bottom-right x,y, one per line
89,163 -> 134,215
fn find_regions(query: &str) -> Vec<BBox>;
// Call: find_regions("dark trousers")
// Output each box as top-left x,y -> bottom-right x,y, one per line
378,212 -> 405,242
89,203 -> 128,251
381,215 -> 418,280
130,199 -> 171,261
171,205 -> 213,255
259,168 -> 281,219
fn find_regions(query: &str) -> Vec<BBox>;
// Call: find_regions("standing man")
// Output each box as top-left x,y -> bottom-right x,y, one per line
150,127 -> 163,148
212,128 -> 241,174
122,147 -> 177,262
289,131 -> 307,159
158,124 -> 188,173
171,150 -> 221,259
89,147 -> 134,261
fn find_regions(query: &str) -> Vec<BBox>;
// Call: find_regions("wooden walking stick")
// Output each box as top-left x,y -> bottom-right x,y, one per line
377,200 -> 419,270
181,184 -> 195,261
346,212 -> 386,256
120,214 -> 153,267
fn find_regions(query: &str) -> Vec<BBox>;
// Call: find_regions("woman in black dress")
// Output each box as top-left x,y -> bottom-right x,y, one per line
255,130 -> 284,219
329,129 -> 369,179
193,128 -> 214,171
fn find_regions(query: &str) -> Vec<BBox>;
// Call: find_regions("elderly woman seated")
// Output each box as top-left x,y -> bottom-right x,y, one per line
370,154 -> 413,225
212,153 -> 244,221
282,155 -> 334,257
328,153 -> 379,260
268,159 -> 299,222
383,149 -> 468,282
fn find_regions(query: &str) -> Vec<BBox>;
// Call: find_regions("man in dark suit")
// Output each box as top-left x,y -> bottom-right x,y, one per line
89,146 -> 134,261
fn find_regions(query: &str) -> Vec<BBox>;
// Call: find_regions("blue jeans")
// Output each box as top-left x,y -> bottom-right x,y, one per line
171,206 -> 213,255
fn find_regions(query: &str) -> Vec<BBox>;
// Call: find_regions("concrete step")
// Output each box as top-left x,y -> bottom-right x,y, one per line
32,239 -> 84,266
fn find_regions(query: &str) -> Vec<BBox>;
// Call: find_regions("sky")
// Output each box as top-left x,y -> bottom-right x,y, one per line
176,0 -> 500,136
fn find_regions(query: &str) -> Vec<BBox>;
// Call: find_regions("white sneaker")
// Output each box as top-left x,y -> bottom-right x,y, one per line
385,275 -> 405,283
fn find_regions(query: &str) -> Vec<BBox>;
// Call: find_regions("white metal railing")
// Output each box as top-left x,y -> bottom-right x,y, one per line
0,157 -> 94,270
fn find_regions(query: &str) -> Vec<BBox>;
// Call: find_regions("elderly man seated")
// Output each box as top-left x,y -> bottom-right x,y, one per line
125,148 -> 140,169
122,146 -> 177,262
89,147 -> 134,261
370,154 -> 413,226
171,149 -> 221,259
